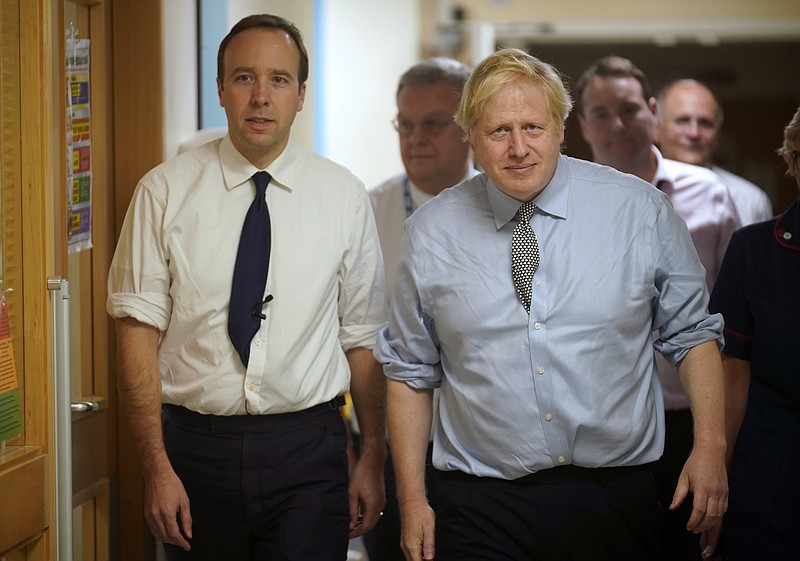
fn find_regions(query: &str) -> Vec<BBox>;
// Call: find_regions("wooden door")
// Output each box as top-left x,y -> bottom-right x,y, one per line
0,0 -> 118,559
64,1 -> 117,560
0,0 -> 62,559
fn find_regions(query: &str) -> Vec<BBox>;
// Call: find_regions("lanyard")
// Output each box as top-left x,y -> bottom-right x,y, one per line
402,177 -> 414,218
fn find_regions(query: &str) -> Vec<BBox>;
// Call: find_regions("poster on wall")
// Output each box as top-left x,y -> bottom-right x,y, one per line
0,296 -> 22,442
67,35 -> 93,253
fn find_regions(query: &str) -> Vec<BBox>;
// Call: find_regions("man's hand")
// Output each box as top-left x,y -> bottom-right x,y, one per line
399,499 -> 436,561
345,347 -> 388,536
673,341 -> 728,535
671,446 -> 728,534
117,317 -> 192,549
700,521 -> 723,559
347,452 -> 386,537
143,467 -> 193,551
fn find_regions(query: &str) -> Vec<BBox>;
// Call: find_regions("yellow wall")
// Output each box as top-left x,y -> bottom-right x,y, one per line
450,0 -> 800,21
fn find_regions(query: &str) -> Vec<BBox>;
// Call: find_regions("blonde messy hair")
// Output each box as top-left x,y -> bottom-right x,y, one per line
455,48 -> 572,141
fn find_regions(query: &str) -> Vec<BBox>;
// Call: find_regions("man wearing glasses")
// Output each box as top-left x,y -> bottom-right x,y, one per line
360,57 -> 473,561
369,58 -> 474,295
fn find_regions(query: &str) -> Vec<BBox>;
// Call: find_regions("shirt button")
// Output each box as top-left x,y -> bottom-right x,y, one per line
248,383 -> 256,391
535,280 -> 542,286
545,413 -> 553,421
558,455 -> 566,463
537,367 -> 545,375
254,339 -> 262,346
534,322 -> 541,330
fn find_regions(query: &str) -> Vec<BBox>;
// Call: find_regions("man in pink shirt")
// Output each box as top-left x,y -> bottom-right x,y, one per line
575,56 -> 740,561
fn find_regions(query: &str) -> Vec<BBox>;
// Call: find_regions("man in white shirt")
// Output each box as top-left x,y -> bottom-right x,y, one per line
107,14 -> 387,561
369,58 -> 474,295
657,79 -> 773,225
363,57 -> 473,561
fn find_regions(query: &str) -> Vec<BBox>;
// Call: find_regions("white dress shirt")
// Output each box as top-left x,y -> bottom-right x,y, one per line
107,136 -> 386,415
368,169 -> 477,297
710,165 -> 773,226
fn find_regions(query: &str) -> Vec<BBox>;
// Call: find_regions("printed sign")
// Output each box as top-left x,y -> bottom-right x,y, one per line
0,297 -> 22,441
67,38 -> 93,252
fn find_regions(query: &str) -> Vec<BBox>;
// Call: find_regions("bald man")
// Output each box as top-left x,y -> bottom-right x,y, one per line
657,80 -> 772,225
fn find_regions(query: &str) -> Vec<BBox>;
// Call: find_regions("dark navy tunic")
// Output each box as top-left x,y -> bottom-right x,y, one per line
709,197 -> 800,559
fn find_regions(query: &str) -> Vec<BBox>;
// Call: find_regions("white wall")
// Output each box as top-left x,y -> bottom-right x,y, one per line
163,0 -> 199,159
315,1 -> 419,187
163,0 -> 419,187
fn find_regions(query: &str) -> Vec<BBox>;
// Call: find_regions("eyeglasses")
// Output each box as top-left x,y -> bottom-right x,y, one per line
392,117 -> 454,137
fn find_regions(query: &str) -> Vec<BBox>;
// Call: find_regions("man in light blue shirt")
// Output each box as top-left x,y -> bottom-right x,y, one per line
375,48 -> 728,561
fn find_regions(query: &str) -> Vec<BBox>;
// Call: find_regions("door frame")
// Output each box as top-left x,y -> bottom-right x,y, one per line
111,1 -> 164,560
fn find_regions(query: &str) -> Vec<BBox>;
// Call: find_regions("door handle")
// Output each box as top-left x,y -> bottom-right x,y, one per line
71,400 -> 101,413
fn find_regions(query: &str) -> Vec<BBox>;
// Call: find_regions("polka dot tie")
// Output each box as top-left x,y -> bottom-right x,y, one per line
512,201 -> 540,313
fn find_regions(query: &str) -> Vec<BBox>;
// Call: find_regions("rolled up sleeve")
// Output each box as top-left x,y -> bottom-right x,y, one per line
338,186 -> 387,351
374,225 -> 442,389
651,202 -> 724,365
106,182 -> 173,331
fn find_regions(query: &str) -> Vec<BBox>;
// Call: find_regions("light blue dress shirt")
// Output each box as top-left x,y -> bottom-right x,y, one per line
375,155 -> 724,479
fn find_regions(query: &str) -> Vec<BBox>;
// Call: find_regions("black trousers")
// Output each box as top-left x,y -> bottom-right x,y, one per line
161,398 -> 350,561
653,408 -> 702,561
434,464 -> 663,561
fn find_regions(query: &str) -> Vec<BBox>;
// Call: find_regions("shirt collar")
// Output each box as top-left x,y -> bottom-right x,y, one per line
651,146 -> 673,188
486,154 -> 570,230
219,135 -> 298,192
774,197 -> 800,251
406,178 -> 435,209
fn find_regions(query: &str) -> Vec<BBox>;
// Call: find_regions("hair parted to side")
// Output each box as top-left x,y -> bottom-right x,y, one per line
454,48 -> 572,141
217,14 -> 309,90
574,56 -> 652,116
396,57 -> 472,100
778,105 -> 800,175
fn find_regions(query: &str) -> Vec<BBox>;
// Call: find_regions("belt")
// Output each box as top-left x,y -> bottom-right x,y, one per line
163,395 -> 345,433
437,462 -> 655,486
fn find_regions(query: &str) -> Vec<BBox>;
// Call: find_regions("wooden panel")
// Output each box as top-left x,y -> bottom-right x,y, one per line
2,0 -> 56,557
1,0 -> 24,447
113,2 -> 163,559
0,451 -> 49,555
71,408 -> 109,496
71,480 -> 110,561
17,0 -> 64,560
65,2 -> 117,560
20,0 -> 61,445
79,498 -> 96,561
87,0 -> 115,406
113,0 -> 164,236
95,487 -> 110,561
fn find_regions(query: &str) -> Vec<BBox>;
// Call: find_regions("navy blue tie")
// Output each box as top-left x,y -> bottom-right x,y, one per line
228,171 -> 272,367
